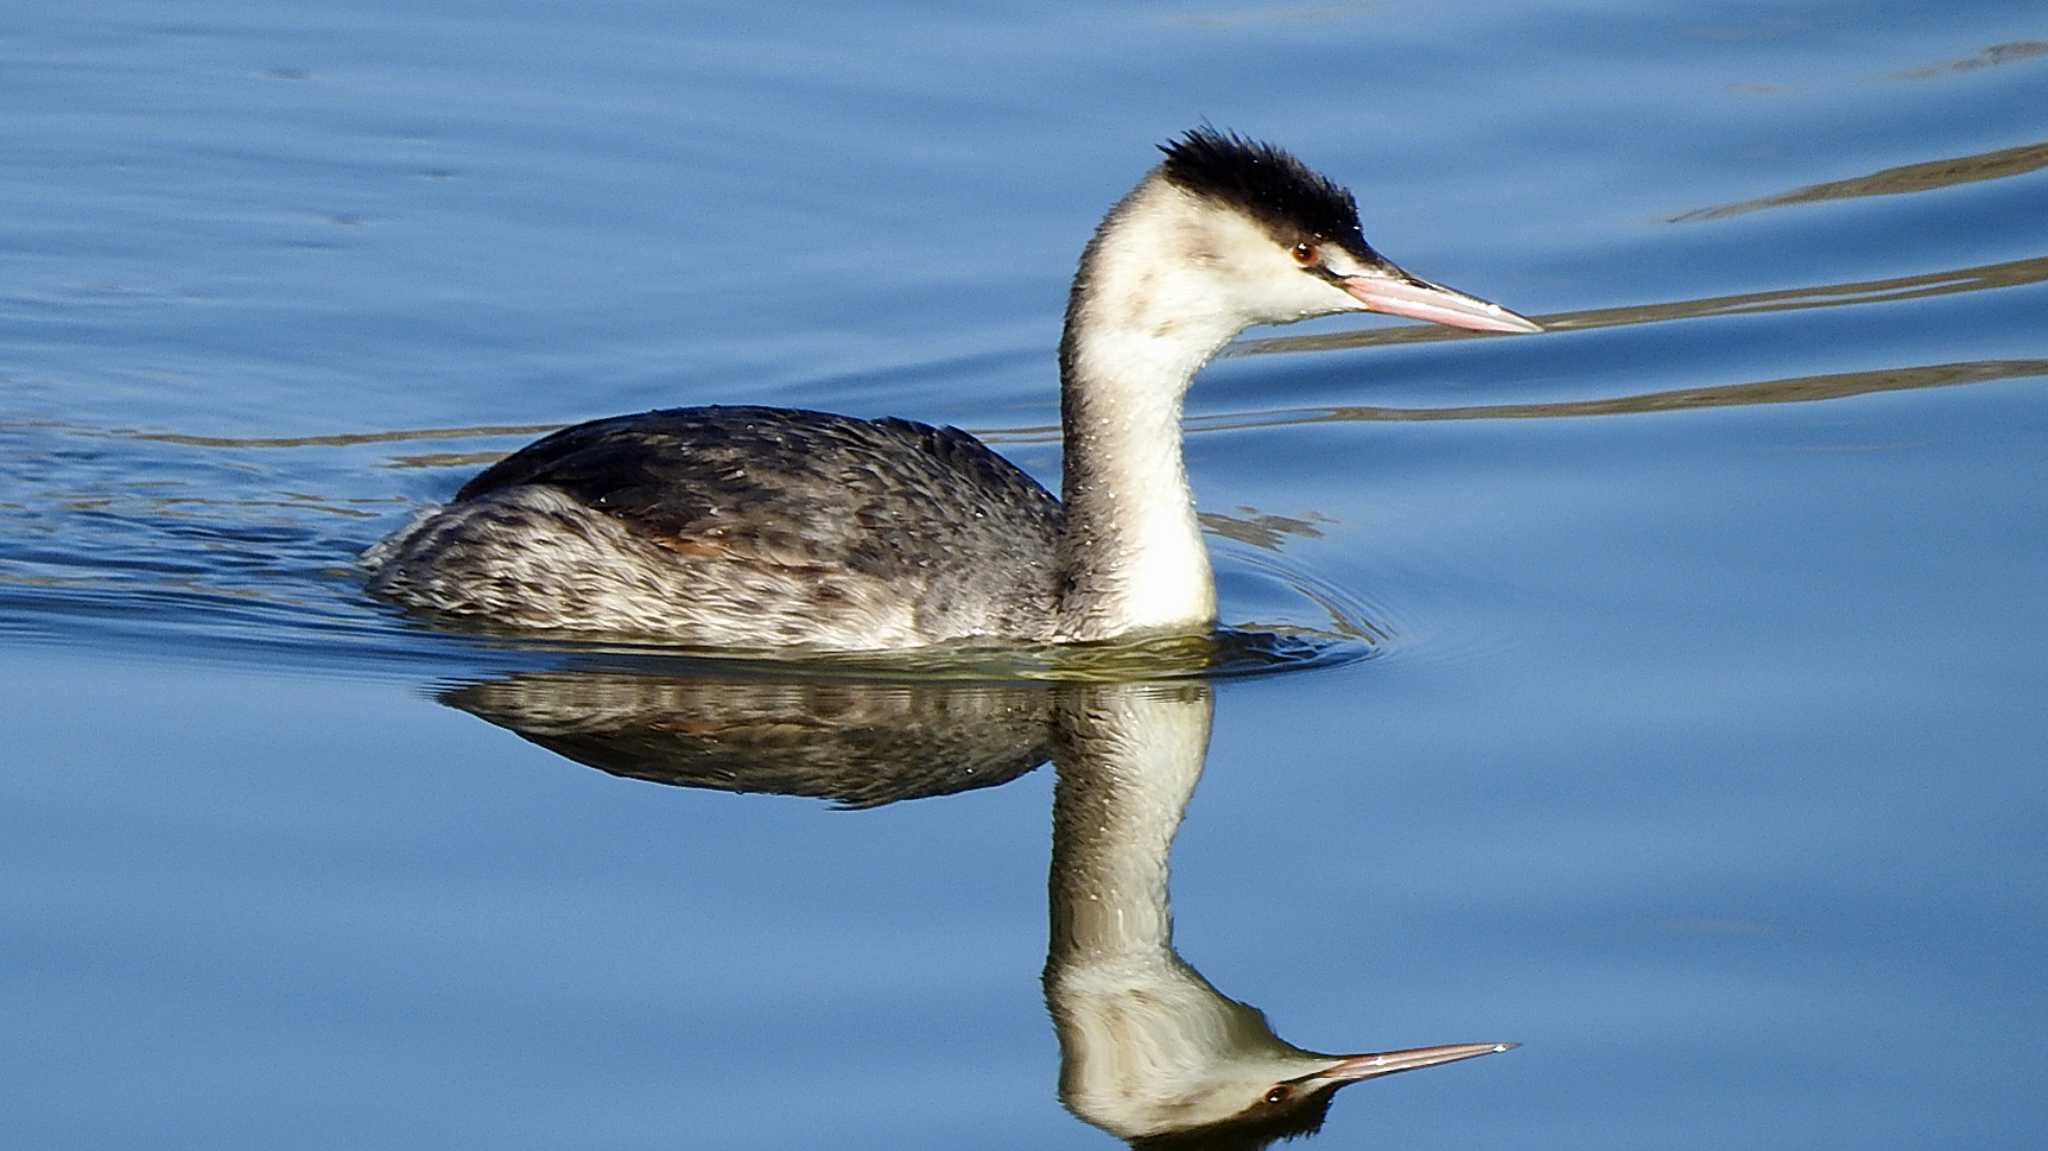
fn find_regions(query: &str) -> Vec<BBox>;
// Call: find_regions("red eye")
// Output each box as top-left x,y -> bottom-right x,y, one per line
1291,242 -> 1319,266
1264,1085 -> 1291,1105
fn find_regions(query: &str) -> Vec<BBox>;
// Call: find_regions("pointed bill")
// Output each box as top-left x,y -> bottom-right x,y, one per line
1316,1041 -> 1518,1083
1341,270 -> 1543,334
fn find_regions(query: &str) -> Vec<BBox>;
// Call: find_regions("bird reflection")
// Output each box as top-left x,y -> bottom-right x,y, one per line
444,667 -> 1511,1146
445,670 -> 1051,808
1047,682 -> 1508,1148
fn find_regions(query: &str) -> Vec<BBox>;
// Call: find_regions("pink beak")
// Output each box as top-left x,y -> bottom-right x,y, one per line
1316,1041 -> 1519,1083
1342,269 -> 1543,334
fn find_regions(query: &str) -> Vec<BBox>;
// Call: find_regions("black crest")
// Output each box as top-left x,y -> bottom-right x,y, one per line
1158,127 -> 1373,256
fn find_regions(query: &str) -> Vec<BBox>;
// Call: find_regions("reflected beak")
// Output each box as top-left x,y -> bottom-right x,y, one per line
1341,268 -> 1543,334
1314,1041 -> 1518,1084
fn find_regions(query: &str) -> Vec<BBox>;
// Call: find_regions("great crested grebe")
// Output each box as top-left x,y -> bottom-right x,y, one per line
364,129 -> 1540,649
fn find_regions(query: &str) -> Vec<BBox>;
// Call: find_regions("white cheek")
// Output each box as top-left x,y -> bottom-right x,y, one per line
1320,248 -> 1370,277
1247,266 -> 1355,322
1210,227 -> 1360,322
1294,272 -> 1358,318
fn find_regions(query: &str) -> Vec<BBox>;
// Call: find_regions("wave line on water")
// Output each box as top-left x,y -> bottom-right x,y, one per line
13,254 -> 2041,458
1234,253 -> 2048,355
1178,357 -> 2048,433
1667,138 -> 2048,223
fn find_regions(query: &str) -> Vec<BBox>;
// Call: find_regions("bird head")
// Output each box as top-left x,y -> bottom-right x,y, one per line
1143,127 -> 1542,335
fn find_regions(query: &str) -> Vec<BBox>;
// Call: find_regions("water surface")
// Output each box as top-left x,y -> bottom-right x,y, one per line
4,2 -> 2046,1147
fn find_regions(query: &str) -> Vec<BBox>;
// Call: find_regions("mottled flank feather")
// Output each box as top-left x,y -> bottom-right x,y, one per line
1158,126 -> 1378,260
365,406 -> 1064,646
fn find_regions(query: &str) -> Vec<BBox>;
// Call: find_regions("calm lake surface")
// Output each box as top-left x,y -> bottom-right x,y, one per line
4,2 -> 2046,1147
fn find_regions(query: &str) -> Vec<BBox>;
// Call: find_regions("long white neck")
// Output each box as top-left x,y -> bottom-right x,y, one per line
1054,177 -> 1235,642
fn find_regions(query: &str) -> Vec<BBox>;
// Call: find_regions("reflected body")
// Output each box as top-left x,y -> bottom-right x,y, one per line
364,130 -> 1538,649
446,669 -> 1052,808
446,668 -> 1515,1148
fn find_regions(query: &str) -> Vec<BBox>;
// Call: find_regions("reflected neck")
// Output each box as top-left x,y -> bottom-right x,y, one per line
1046,684 -> 1214,962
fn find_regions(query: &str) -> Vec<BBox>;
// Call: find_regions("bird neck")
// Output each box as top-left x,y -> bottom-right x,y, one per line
1054,178 -> 1232,643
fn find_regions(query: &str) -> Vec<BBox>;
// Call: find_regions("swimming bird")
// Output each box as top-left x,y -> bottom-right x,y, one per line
364,128 -> 1540,649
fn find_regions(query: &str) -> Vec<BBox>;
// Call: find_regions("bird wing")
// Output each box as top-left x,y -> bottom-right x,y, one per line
454,405 -> 1062,580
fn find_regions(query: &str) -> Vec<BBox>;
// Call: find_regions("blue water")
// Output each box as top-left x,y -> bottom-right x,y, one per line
4,2 -> 2046,1147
